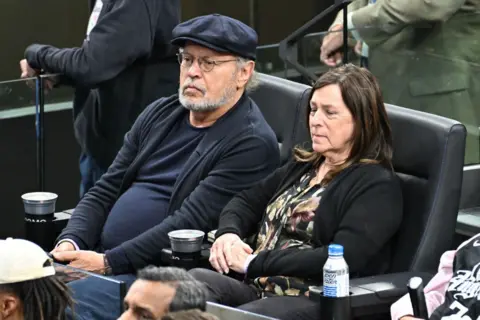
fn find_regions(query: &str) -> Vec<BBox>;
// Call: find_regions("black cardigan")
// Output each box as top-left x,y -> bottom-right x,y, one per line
58,94 -> 279,274
216,161 -> 403,281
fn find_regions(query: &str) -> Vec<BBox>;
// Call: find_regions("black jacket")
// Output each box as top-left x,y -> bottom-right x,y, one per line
216,161 -> 403,281
57,94 -> 280,274
25,0 -> 181,168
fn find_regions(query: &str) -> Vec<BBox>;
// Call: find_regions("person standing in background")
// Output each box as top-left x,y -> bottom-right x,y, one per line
19,0 -> 181,197
320,0 -> 480,164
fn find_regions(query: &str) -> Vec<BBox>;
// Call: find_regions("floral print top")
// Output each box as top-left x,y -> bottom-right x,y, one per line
251,169 -> 324,297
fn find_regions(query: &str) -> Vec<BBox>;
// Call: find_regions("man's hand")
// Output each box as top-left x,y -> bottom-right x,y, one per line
209,233 -> 253,274
19,59 -> 40,79
51,241 -> 75,253
320,24 -> 345,66
400,317 -> 423,320
53,250 -> 106,274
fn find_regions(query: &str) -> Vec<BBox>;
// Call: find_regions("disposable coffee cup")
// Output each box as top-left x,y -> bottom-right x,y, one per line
168,229 -> 205,270
21,192 -> 58,251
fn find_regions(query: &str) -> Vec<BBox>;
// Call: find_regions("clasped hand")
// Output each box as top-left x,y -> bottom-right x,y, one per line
209,233 -> 253,274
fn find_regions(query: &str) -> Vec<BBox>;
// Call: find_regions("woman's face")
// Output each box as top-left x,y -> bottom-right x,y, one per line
309,84 -> 354,161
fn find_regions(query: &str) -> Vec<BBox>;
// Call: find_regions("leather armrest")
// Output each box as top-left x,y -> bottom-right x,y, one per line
161,244 -> 212,268
338,272 -> 433,317
53,210 -> 73,238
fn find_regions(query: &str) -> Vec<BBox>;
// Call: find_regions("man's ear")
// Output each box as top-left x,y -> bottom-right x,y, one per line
237,61 -> 255,90
0,294 -> 20,319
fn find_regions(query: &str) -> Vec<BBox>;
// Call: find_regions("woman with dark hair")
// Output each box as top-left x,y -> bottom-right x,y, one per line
190,64 -> 403,320
0,238 -> 73,320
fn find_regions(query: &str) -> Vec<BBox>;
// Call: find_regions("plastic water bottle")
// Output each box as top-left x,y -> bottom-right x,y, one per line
323,244 -> 349,297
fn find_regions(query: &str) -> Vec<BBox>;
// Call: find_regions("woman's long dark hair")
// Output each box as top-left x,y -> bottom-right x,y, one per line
0,275 -> 74,320
294,64 -> 393,185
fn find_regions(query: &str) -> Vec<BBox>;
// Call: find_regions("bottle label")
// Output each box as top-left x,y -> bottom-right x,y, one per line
323,271 -> 349,297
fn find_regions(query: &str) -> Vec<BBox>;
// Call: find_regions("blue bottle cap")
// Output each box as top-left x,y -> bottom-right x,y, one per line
328,244 -> 344,256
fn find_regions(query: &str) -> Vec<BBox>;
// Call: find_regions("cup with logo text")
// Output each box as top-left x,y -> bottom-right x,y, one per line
21,192 -> 58,251
168,229 -> 205,270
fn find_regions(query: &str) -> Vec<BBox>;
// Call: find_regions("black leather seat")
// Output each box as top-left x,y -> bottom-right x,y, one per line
347,104 -> 466,317
250,73 -> 311,164
386,103 -> 465,273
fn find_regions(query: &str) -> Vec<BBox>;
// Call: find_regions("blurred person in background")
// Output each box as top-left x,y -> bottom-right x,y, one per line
320,0 -> 480,164
20,0 -> 181,197
0,238 -> 73,320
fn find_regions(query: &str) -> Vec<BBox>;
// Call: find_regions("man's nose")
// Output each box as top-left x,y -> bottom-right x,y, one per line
186,59 -> 202,78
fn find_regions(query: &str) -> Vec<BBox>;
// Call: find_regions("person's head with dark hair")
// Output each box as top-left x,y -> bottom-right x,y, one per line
161,309 -> 219,320
119,267 -> 208,320
294,63 -> 393,185
0,238 -> 73,320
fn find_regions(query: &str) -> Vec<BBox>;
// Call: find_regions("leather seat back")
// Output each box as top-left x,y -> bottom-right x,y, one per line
386,104 -> 466,272
250,73 -> 311,164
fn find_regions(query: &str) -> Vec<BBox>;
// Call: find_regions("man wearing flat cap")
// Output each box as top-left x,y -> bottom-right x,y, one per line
50,14 -> 279,320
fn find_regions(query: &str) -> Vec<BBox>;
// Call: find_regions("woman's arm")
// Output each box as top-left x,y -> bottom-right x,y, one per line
215,163 -> 294,240
246,171 -> 403,279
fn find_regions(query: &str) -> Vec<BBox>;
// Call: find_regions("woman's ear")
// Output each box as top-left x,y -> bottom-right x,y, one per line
0,293 -> 20,319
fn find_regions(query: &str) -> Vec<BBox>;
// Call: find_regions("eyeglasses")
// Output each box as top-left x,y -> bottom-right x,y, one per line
177,53 -> 237,73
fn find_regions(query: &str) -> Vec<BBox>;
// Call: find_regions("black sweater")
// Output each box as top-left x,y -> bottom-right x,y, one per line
216,161 -> 403,281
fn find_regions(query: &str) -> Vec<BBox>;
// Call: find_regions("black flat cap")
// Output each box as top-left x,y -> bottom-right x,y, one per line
171,14 -> 258,61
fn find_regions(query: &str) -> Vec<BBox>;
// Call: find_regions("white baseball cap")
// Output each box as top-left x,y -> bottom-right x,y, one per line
0,238 -> 55,284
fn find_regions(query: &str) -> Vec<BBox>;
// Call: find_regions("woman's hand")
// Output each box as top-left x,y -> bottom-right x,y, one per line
228,244 -> 253,274
209,233 -> 253,274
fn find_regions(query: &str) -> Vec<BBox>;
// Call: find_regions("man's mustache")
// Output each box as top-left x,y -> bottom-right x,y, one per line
181,79 -> 206,95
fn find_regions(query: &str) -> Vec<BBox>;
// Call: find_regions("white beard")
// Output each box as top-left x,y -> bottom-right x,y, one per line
179,76 -> 237,112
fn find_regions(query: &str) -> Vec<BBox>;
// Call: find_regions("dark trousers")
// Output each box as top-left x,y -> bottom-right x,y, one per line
189,268 -> 320,320
79,152 -> 107,198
